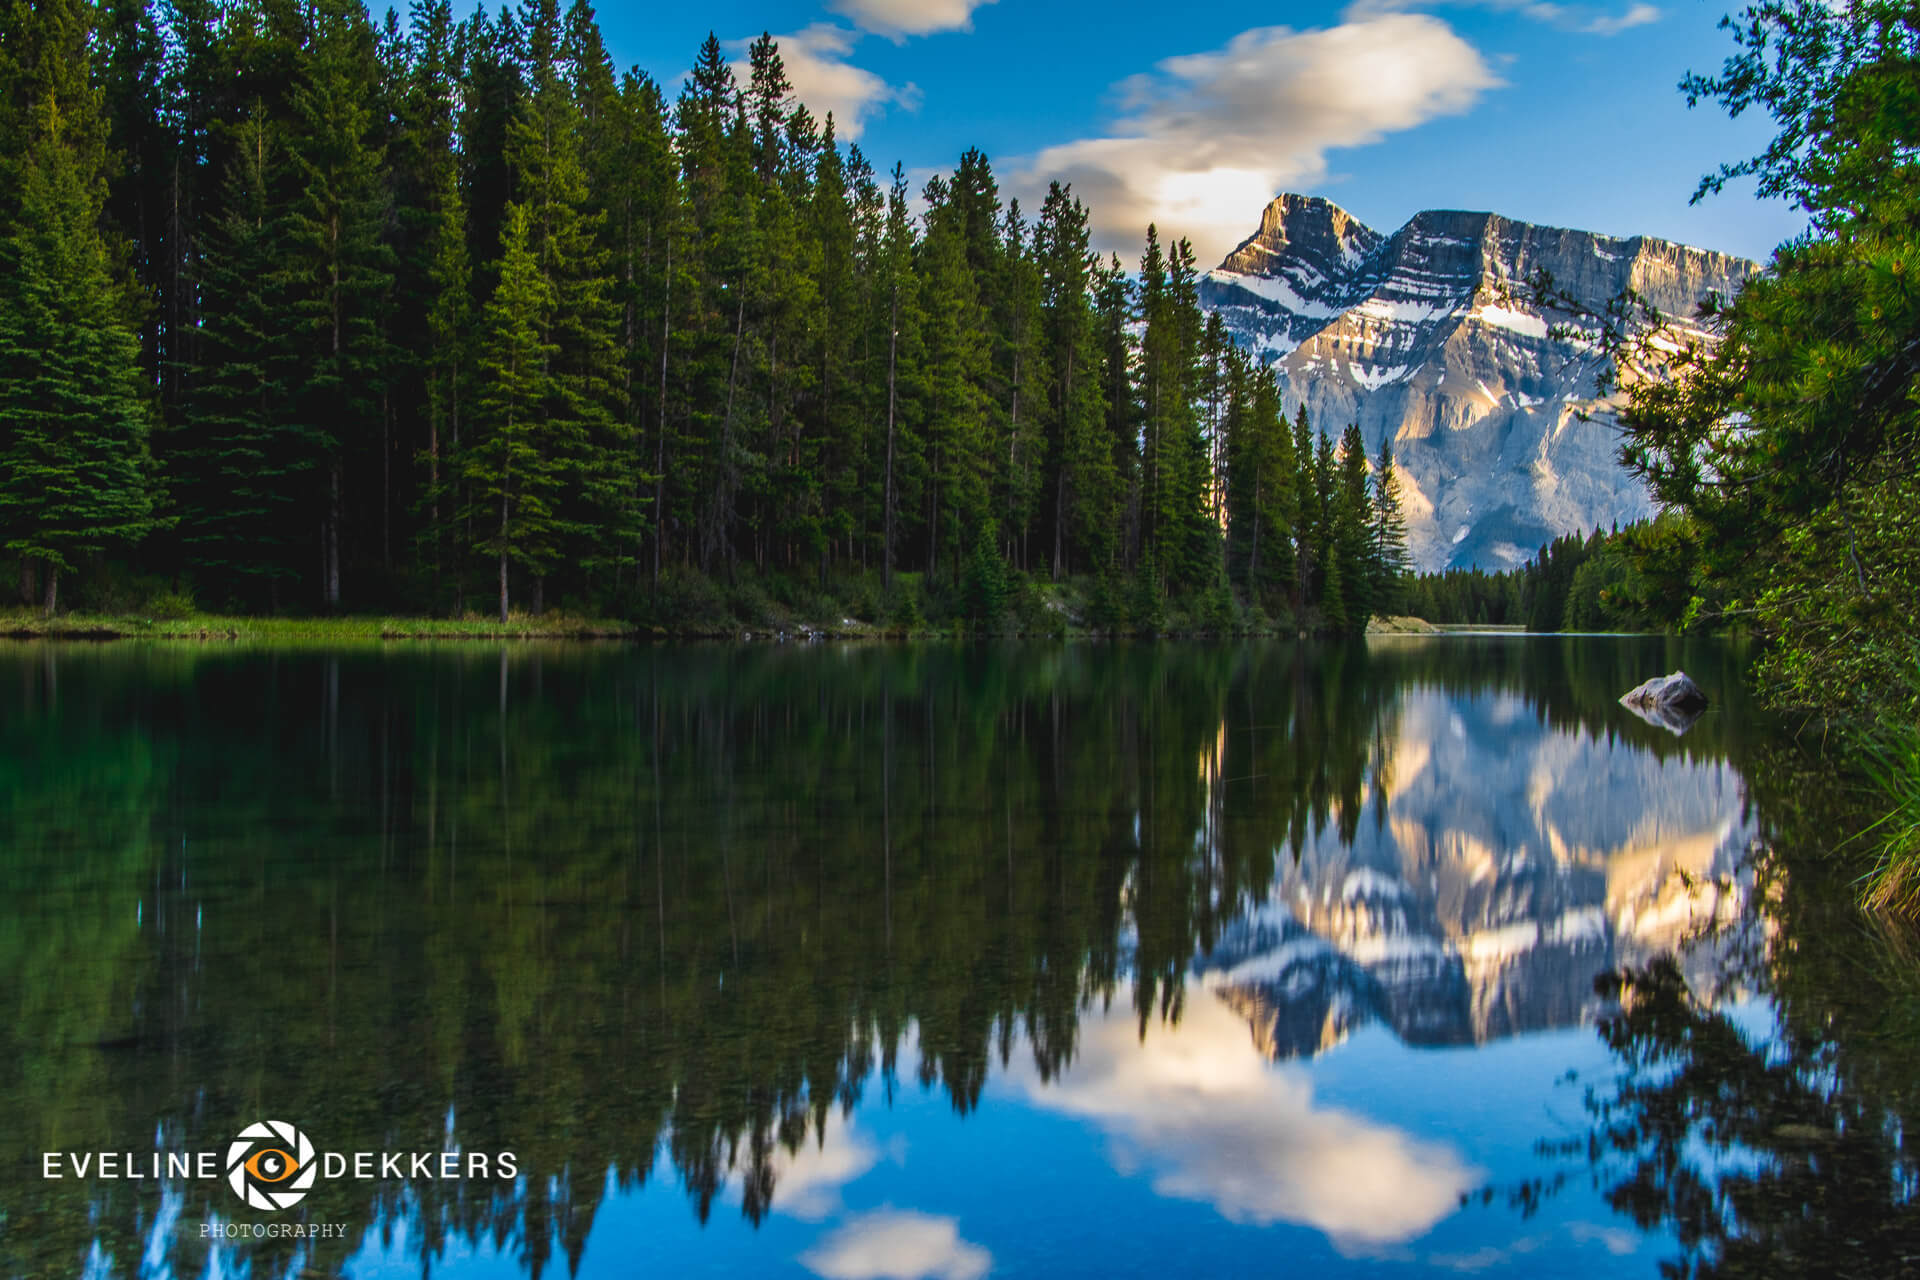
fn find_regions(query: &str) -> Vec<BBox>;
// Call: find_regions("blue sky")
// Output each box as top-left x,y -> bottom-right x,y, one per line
573,0 -> 1807,265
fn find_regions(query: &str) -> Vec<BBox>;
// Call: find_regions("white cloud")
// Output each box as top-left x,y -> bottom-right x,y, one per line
801,1210 -> 992,1280
1005,980 -> 1478,1249
757,1117 -> 884,1221
1583,3 -> 1660,34
828,0 -> 997,41
729,25 -> 920,142
1013,17 -> 1499,266
1346,0 -> 1661,37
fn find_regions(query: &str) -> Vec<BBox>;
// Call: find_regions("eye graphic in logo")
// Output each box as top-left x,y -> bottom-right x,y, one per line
225,1120 -> 318,1211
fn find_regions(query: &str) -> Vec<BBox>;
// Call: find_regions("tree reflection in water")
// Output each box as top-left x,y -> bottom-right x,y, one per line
0,637 -> 1786,1277
1552,745 -> 1920,1280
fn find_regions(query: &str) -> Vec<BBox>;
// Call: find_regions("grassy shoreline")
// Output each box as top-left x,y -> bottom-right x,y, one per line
0,608 -> 1482,643
0,610 -> 640,641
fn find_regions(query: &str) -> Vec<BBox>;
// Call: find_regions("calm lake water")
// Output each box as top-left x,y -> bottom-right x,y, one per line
3,637 -> 1917,1279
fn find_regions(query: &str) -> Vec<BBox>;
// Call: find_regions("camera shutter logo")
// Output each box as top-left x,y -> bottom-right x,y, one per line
225,1121 -> 318,1211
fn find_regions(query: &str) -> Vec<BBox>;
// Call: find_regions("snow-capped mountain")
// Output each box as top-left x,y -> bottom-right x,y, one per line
1200,195 -> 1758,572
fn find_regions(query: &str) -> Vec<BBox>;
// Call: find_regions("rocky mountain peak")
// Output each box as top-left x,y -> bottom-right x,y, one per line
1217,194 -> 1383,280
1200,197 -> 1759,572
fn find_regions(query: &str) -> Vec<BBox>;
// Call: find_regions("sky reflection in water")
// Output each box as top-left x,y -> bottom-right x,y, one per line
0,637 -> 1854,1279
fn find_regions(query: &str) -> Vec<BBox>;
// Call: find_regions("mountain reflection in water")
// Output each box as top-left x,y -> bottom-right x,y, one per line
0,637 -> 1910,1279
1197,683 -> 1756,1062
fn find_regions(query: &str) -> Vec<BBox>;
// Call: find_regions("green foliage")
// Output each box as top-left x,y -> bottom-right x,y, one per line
1605,0 -> 1920,909
1127,563 -> 1164,635
961,524 -> 1010,624
1401,521 -> 1680,632
1750,472 -> 1920,716
0,98 -> 157,614
0,4 -> 1437,633
175,110 -> 312,604
1086,570 -> 1127,633
1619,0 -> 1920,718
1195,576 -> 1236,634
464,203 -> 564,620
1010,576 -> 1067,637
886,573 -> 925,631
1370,437 -> 1411,615
1859,690 -> 1920,917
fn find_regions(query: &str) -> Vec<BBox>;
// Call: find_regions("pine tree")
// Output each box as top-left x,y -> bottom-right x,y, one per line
1289,407 -> 1317,611
997,199 -> 1047,570
96,0 -> 169,373
1092,252 -> 1137,571
1224,355 -> 1295,612
457,6 -> 525,282
1333,424 -> 1374,629
918,171 -> 993,583
1370,436 -> 1411,616
595,67 -> 675,591
1136,226 -> 1170,576
176,108 -> 313,606
465,204 -> 563,621
871,162 -> 923,591
511,0 -> 628,607
807,117 -> 860,581
1163,237 -> 1216,592
1310,427 -> 1343,627
1035,183 -> 1109,578
281,0 -> 395,607
743,33 -> 822,579
674,34 -> 757,580
0,102 -> 158,614
395,0 -> 469,603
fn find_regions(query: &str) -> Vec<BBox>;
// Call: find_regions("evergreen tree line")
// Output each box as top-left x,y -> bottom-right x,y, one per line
1403,519 -> 1677,633
0,0 -> 1411,629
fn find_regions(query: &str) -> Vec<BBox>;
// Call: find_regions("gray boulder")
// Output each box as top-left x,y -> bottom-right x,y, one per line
1620,671 -> 1708,735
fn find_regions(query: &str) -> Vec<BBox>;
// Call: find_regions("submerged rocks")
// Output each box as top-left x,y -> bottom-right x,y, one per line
1621,671 -> 1709,735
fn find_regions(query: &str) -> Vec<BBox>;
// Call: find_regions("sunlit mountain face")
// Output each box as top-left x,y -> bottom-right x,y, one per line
1199,195 -> 1758,573
3,638 -> 1912,1279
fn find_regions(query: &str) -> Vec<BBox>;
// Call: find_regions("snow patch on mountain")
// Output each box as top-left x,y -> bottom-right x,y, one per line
1199,195 -> 1759,571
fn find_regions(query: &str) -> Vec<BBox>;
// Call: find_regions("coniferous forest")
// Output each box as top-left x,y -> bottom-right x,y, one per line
0,0 -> 1413,631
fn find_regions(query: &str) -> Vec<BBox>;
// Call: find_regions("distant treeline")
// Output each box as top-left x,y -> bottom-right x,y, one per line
1406,516 -> 1692,633
0,0 -> 1411,630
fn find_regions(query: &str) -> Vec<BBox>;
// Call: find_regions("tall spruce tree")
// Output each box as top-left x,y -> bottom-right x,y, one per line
1224,355 -> 1295,612
466,203 -> 562,621
1034,183 -> 1109,578
511,0 -> 628,608
0,101 -> 158,614
1310,427 -> 1343,627
1333,423 -> 1375,629
176,108 -> 312,606
871,162 -> 923,590
1370,436 -> 1411,616
918,171 -> 993,583
282,0 -> 394,607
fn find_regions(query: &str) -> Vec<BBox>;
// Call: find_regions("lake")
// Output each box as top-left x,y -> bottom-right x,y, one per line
3,637 -> 1916,1278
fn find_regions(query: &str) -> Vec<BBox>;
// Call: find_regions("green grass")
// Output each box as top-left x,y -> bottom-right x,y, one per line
1860,715 -> 1920,918
0,609 -> 636,641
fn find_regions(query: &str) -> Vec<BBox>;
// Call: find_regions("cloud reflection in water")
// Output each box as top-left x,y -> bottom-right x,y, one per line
1007,983 -> 1479,1249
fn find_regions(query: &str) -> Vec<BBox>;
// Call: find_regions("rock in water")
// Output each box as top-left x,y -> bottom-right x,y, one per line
1200,195 -> 1758,573
1620,671 -> 1709,735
